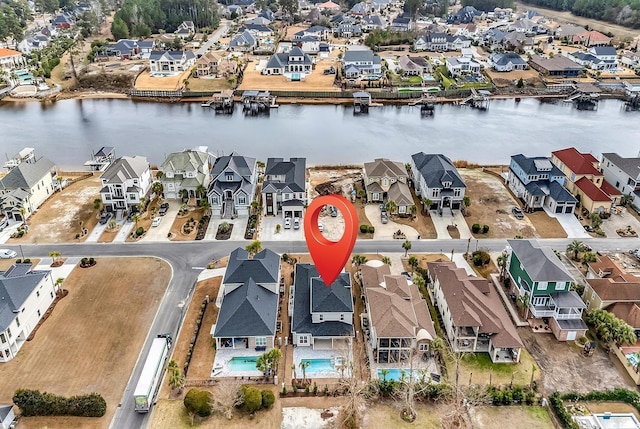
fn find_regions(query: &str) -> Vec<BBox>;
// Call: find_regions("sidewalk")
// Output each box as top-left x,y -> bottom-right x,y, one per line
34,257 -> 80,280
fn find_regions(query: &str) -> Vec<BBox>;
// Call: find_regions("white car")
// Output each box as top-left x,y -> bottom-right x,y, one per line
151,217 -> 162,227
293,218 -> 301,230
284,217 -> 292,229
0,249 -> 18,259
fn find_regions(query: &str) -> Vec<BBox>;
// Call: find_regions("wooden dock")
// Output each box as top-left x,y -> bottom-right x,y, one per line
202,90 -> 235,114
241,90 -> 277,116
353,91 -> 371,115
458,88 -> 490,110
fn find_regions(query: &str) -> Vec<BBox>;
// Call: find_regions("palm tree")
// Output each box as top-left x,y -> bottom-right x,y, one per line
386,200 -> 398,216
496,252 -> 508,281
462,195 -> 471,214
54,277 -> 64,294
245,240 -> 263,257
421,197 -> 432,214
178,189 -> 189,203
409,205 -> 417,220
566,240 -> 586,261
408,256 -> 419,273
381,256 -> 392,266
196,184 -> 207,201
380,368 -> 390,382
516,293 -> 530,319
351,254 -> 367,267
48,251 -> 61,264
151,181 -> 163,197
402,240 -> 412,257
200,199 -> 211,215
291,363 -> 297,381
299,360 -> 311,384
132,214 -> 140,225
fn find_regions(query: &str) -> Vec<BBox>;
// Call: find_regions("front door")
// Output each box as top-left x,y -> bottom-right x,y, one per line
266,193 -> 273,214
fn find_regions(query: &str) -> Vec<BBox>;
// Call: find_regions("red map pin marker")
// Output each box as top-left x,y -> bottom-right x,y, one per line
304,194 -> 358,287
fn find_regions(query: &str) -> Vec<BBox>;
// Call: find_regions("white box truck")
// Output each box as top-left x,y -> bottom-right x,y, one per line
133,334 -> 172,413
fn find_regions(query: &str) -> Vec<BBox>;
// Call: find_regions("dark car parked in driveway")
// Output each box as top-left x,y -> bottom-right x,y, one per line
99,212 -> 112,225
512,206 -> 524,219
159,202 -> 169,216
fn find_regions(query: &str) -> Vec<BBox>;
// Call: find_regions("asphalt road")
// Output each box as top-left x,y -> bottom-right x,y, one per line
7,236 -> 640,428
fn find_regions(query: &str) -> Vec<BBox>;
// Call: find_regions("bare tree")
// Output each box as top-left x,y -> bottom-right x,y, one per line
211,380 -> 244,420
337,339 -> 368,429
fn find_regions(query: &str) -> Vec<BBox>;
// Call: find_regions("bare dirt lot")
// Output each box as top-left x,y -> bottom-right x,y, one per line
518,328 -> 636,395
485,68 -> 543,88
363,401 -> 443,428
8,175 -> 102,244
468,406 -> 554,429
1,257 -> 170,429
134,68 -> 192,91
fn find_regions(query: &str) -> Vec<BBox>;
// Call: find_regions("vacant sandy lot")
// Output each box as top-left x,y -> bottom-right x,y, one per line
468,406 -> 554,429
485,68 -> 543,88
134,68 -> 192,91
9,175 -> 102,244
1,258 -> 170,429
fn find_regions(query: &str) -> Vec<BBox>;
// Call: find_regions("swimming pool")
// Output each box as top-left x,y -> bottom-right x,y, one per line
301,358 -> 334,373
626,353 -> 639,368
228,356 -> 258,371
377,369 -> 423,381
291,73 -> 301,81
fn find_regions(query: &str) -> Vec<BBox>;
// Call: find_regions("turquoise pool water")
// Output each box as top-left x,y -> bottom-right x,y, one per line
228,356 -> 258,371
626,353 -> 639,368
291,73 -> 301,81
377,369 -> 423,381
301,358 -> 334,373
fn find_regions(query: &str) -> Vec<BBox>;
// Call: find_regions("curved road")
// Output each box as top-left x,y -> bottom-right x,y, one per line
6,236 -> 639,428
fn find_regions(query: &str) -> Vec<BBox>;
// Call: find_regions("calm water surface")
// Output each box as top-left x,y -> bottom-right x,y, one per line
1,98 -> 638,169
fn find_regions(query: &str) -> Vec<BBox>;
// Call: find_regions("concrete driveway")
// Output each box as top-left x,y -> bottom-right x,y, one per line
85,220 -> 109,242
364,205 -> 419,240
544,208 -> 590,238
260,215 -> 304,241
600,209 -> 640,239
114,220 -> 135,243
206,216 -> 248,241
140,203 -> 180,242
429,210 -> 473,239
0,220 -> 23,244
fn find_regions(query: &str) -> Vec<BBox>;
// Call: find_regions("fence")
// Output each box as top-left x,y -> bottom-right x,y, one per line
129,89 -> 183,98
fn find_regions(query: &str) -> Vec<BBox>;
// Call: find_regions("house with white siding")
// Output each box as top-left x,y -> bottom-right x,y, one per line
100,156 -> 151,214
0,157 -> 57,222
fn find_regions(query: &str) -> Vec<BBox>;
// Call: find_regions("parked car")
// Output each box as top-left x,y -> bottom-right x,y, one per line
584,225 -> 594,232
512,206 -> 524,219
293,218 -> 301,229
380,203 -> 387,213
318,221 -> 324,232
401,271 -> 412,282
0,217 -> 8,232
151,217 -> 161,227
158,202 -> 169,216
381,214 -> 388,224
99,212 -> 112,225
284,217 -> 292,229
0,249 -> 17,259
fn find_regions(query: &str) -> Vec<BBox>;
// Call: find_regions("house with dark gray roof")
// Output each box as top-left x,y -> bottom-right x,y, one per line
160,148 -> 211,200
0,404 -> 16,428
489,52 -> 528,72
262,158 -> 306,219
507,154 -> 576,214
207,152 -> 257,218
100,156 -> 151,213
293,25 -> 330,41
291,264 -> 354,349
0,263 -> 55,362
262,46 -> 313,78
507,240 -> 587,341
0,156 -> 56,222
410,153 -> 466,213
363,158 -> 413,214
342,48 -> 382,78
229,29 -> 257,52
600,152 -> 640,212
212,248 -> 280,351
148,50 -> 196,73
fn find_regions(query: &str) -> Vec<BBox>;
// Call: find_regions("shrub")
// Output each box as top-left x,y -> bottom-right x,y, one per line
368,225 -> 375,234
13,389 -> 106,417
313,382 -> 318,395
184,388 -> 213,417
472,250 -> 491,266
549,392 -> 579,429
360,224 -> 369,233
282,386 -> 287,395
482,224 -> 489,233
136,227 -> 144,236
243,386 -> 262,412
261,390 -> 275,408
472,223 -> 480,233
525,391 -> 536,405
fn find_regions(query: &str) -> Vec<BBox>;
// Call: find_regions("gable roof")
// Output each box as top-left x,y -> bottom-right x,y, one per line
492,52 -> 528,66
344,49 -> 375,63
529,55 -> 584,73
602,153 -> 640,179
161,149 -> 208,173
364,158 -> 407,179
552,147 -> 601,176
101,156 -> 148,184
265,47 -> 312,69
511,154 -> 565,177
428,261 -> 522,348
411,153 -> 466,189
292,264 -> 354,337
0,157 -> 55,191
575,177 -> 611,203
262,157 -> 306,193
608,303 -> 640,329
0,264 -> 49,331
224,248 -> 280,284
230,30 -> 256,47
0,48 -> 21,58
508,239 -> 574,283
387,181 -> 413,206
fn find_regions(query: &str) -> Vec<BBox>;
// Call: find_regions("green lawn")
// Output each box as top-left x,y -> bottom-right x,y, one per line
446,350 -> 540,387
391,73 -> 423,85
469,406 -> 554,429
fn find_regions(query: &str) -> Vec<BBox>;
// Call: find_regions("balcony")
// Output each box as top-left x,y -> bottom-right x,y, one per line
530,305 -> 556,318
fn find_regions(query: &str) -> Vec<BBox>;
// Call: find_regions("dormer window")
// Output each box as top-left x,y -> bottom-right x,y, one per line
443,181 -> 451,188
226,174 -> 233,181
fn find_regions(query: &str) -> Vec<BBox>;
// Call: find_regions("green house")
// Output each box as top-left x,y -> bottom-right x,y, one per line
507,240 -> 587,341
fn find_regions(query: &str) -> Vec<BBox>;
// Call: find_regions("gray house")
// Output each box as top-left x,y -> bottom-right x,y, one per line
207,153 -> 257,218
363,158 -> 413,214
212,248 -> 280,351
291,264 -> 354,350
159,149 -> 210,200
0,157 -> 56,222
342,48 -> 382,78
229,30 -> 257,52
410,153 -> 466,212
601,152 -> 640,212
261,157 -> 306,218
262,46 -> 313,77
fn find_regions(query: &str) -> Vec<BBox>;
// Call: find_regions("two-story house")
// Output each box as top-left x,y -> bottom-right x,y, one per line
293,25 -> 330,41
0,48 -> 26,72
342,48 -> 382,78
0,157 -> 57,222
261,157 -> 306,219
175,21 -> 195,39
569,46 -> 618,71
159,149 -> 210,200
207,153 -> 257,218
0,263 -> 56,362
148,50 -> 196,74
414,33 -> 471,52
600,152 -> 640,212
360,264 -> 436,364
262,46 -> 313,78
99,156 -> 151,214
229,30 -> 257,52
506,154 -> 577,213
507,239 -> 588,341
427,261 -> 523,363
410,153 -> 466,213
551,147 -> 621,214
584,255 -> 640,316
213,248 -> 280,352
363,158 -> 413,214
291,264 -> 354,350
446,53 -> 481,77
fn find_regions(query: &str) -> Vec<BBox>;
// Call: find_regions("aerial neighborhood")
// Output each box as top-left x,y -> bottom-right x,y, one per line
2,0 -> 640,428
0,139 -> 640,428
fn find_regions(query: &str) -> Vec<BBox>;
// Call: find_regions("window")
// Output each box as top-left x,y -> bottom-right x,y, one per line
7,328 -> 11,338
226,174 -> 233,181
299,336 -> 309,345
537,282 -> 547,290
419,344 -> 428,351
212,196 -> 219,205
0,333 -> 5,343
255,337 -> 266,347
15,317 -> 19,328
454,189 -> 461,197
238,195 -> 246,205
372,192 -> 379,200
105,195 -> 111,201
382,178 -> 388,186
284,193 -> 291,200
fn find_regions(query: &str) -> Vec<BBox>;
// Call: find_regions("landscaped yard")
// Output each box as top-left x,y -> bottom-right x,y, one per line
8,175 -> 102,244
0,257 -> 171,429
169,207 -> 206,241
448,350 -> 540,388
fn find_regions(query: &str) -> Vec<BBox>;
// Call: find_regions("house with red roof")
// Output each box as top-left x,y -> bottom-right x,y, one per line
573,30 -> 612,47
551,147 -> 621,215
0,48 -> 26,72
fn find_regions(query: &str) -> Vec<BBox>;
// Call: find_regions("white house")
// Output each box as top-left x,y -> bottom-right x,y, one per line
0,264 -> 56,362
207,153 -> 257,218
489,52 -> 528,72
342,48 -> 382,78
446,54 -> 481,77
160,148 -> 210,200
261,157 -> 306,218
148,50 -> 196,74
100,156 -> 151,213
262,46 -> 313,78
0,48 -> 26,72
410,152 -> 466,212
291,264 -> 354,350
601,152 -> 640,211
0,156 -> 57,222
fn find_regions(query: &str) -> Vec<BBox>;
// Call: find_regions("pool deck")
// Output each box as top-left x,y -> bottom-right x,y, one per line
212,348 -> 263,378
369,353 -> 440,381
293,348 -> 347,379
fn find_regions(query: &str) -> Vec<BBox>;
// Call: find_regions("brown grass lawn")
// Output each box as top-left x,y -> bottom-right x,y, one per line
401,253 -> 450,273
1,257 -> 170,429
188,76 -> 234,92
98,224 -> 120,243
527,211 -> 568,239
134,68 -> 192,91
363,401 -> 443,429
468,406 -> 554,429
8,176 -> 102,244
170,208 -> 205,241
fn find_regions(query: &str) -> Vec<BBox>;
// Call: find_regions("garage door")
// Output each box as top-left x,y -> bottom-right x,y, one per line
555,206 -> 563,213
566,331 -> 577,341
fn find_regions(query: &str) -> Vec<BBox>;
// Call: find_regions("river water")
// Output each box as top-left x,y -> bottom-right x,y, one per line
1,97 -> 638,169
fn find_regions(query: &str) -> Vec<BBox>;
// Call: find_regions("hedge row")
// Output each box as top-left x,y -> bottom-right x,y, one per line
549,392 -> 579,429
13,389 -> 106,417
561,388 -> 640,412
